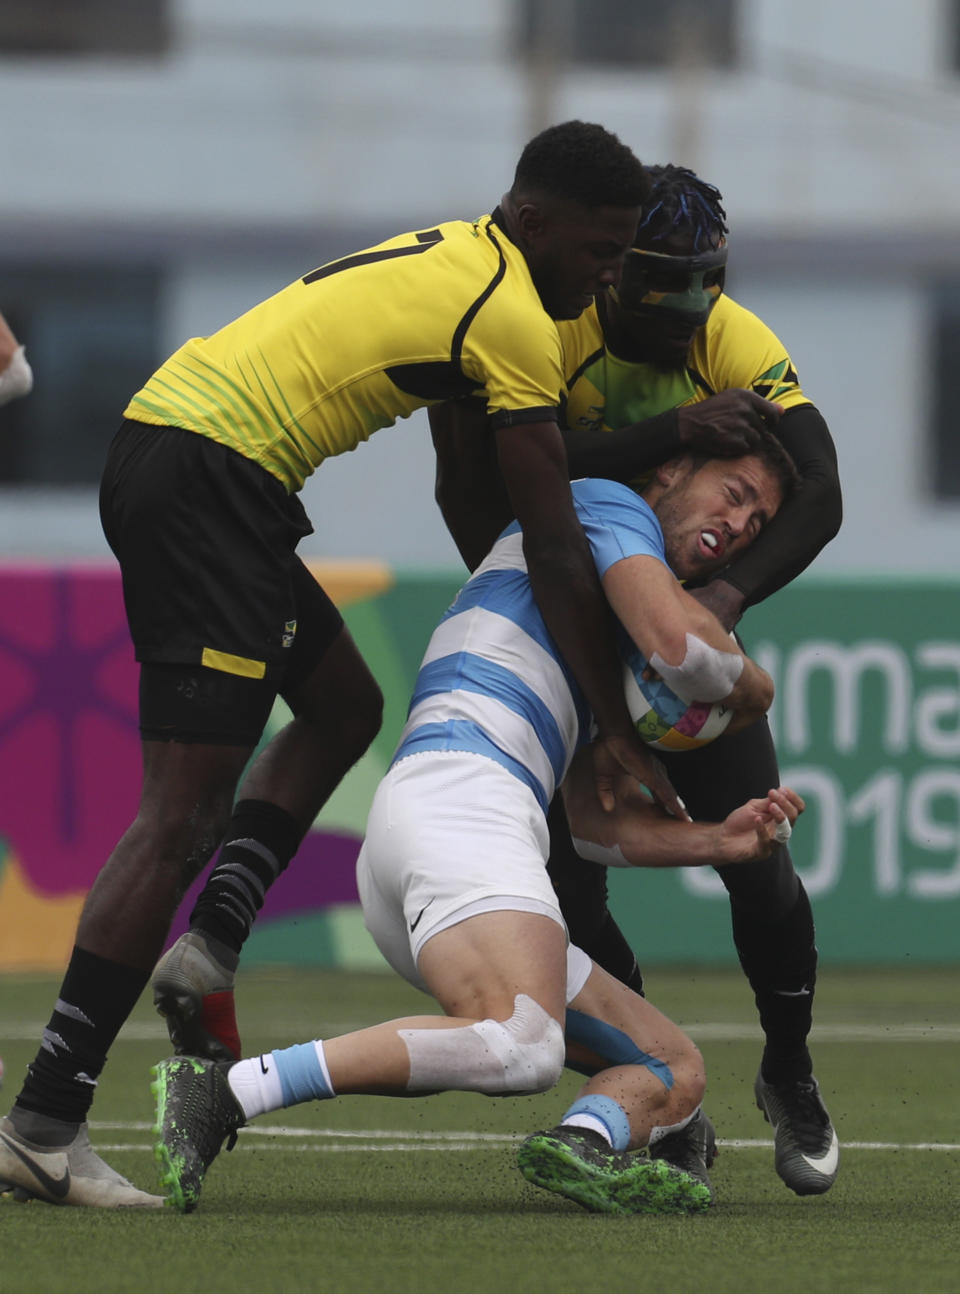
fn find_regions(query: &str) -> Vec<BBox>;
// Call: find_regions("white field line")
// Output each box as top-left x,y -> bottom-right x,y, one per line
4,1022 -> 960,1043
86,1122 -> 960,1154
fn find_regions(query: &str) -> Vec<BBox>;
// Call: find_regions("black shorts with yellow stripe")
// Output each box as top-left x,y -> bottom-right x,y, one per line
100,420 -> 344,744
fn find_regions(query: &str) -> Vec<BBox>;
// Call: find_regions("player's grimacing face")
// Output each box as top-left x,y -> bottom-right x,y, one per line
656,455 -> 783,581
528,201 -> 640,320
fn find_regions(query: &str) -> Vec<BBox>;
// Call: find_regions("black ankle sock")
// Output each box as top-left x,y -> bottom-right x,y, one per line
760,1046 -> 814,1086
189,799 -> 304,954
15,947 -> 150,1127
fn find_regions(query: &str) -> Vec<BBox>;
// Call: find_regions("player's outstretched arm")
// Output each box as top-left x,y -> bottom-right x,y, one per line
712,787 -> 805,863
563,747 -> 803,869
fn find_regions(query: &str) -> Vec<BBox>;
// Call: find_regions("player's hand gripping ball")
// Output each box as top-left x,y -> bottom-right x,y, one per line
622,645 -> 732,751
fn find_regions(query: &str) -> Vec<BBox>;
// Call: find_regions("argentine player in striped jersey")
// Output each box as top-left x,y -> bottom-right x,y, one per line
152,437 -> 805,1217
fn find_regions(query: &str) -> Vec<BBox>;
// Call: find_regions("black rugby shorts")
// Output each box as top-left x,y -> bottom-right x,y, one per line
100,420 -> 343,740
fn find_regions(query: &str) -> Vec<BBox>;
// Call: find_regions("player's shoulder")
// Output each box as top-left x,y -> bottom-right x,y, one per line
573,478 -> 666,568
704,293 -> 784,347
556,302 -> 604,348
572,477 -> 660,529
554,304 -> 604,388
709,292 -> 776,333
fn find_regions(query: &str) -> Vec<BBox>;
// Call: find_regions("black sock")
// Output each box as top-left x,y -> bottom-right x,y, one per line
732,887 -> 818,1084
14,947 -> 149,1131
188,799 -> 304,955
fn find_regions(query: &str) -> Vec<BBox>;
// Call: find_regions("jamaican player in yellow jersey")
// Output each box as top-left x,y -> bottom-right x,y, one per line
1,123 -> 683,1209
431,166 -> 842,1200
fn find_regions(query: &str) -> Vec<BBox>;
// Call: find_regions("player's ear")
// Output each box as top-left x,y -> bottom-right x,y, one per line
655,456 -> 687,488
515,200 -> 548,245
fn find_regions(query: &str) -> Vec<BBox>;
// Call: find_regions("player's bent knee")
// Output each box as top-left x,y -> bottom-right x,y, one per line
283,669 -> 384,760
671,1039 -> 706,1111
400,994 -> 565,1096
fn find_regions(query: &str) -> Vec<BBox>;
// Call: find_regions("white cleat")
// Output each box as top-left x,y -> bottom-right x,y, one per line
0,1116 -> 164,1208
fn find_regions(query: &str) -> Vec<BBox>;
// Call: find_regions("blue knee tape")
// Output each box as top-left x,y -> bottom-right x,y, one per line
565,1008 -> 674,1090
273,1042 -> 333,1106
562,1094 -> 631,1151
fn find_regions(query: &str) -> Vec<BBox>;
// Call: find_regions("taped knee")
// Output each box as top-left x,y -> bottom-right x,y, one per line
400,994 -> 565,1096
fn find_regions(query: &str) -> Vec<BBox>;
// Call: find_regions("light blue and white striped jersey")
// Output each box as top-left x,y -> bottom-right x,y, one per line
391,477 -> 669,813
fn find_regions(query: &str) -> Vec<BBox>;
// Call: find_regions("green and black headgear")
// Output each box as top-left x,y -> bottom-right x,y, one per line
613,165 -> 729,330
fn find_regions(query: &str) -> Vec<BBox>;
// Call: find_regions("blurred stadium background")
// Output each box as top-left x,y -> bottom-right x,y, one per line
2,0 -> 960,977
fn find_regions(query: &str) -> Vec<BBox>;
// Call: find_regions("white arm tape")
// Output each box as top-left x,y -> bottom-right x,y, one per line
572,836 -> 632,868
649,632 -> 743,703
0,347 -> 33,406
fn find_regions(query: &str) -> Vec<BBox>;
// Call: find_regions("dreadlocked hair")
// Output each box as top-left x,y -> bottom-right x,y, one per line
512,121 -> 649,210
636,165 -> 728,252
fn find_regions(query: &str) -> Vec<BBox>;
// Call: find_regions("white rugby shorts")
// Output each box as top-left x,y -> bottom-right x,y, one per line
356,750 -> 591,999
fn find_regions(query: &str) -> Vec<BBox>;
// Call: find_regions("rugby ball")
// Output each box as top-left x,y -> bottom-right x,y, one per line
622,646 -> 732,752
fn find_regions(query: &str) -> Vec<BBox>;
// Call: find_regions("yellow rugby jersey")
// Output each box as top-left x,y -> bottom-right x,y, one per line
125,215 -> 564,492
558,293 -> 808,487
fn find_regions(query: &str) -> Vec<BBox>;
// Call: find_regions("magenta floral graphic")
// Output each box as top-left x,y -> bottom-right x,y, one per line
0,568 -> 360,916
0,568 -> 142,895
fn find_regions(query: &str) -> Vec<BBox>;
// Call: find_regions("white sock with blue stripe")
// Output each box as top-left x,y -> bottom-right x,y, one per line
227,1042 -> 335,1119
560,1093 -> 632,1151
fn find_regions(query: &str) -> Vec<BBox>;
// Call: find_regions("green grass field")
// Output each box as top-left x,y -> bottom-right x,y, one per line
2,965 -> 958,1294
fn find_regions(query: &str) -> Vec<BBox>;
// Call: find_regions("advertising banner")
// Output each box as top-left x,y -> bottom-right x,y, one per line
2,567 -> 957,970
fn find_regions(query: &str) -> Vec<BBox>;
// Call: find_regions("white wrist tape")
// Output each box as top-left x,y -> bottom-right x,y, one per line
774,818 -> 792,844
400,993 -> 565,1096
572,837 -> 632,868
0,346 -> 33,406
649,632 -> 743,703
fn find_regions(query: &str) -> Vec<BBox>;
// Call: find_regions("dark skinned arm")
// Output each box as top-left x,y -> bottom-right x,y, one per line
689,403 -> 842,630
430,401 -> 513,572
561,389 -> 782,482
432,400 -> 682,808
495,418 -> 685,815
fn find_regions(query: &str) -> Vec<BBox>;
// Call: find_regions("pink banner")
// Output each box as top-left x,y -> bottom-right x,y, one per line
0,565 -> 361,970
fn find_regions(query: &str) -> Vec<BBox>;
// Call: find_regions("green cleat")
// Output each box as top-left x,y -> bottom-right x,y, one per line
517,1126 -> 712,1216
151,1056 -> 245,1213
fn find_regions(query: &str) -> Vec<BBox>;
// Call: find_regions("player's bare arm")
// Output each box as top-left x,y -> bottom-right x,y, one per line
562,745 -> 804,869
430,401 -> 512,572
560,390 -> 782,485
601,553 -> 773,721
495,418 -> 685,818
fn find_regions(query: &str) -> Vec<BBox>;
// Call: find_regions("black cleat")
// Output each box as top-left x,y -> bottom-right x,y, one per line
648,1108 -> 716,1202
755,1071 -> 838,1195
151,1056 -> 245,1213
